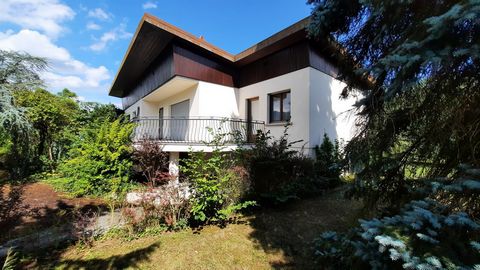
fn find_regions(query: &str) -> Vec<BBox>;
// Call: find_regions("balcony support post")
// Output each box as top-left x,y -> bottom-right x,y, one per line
168,152 -> 180,184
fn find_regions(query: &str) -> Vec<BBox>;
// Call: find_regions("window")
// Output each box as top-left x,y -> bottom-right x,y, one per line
269,91 -> 291,123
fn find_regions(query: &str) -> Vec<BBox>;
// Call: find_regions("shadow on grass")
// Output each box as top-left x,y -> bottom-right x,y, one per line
247,205 -> 311,269
191,216 -> 249,234
51,242 -> 160,270
246,188 -> 364,269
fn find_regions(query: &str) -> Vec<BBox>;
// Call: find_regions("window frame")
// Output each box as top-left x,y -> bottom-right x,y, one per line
268,90 -> 291,123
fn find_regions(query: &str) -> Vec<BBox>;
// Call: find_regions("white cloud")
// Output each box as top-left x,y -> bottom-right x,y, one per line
142,1 -> 158,9
88,8 -> 112,21
0,0 -> 75,39
86,22 -> 101,31
89,24 -> 132,52
0,29 -> 110,92
0,29 -> 70,61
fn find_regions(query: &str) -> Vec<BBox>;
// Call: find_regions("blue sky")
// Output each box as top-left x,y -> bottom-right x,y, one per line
0,1 -> 312,107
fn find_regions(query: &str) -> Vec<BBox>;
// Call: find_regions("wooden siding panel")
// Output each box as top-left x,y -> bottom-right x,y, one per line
308,43 -> 339,78
122,46 -> 175,109
111,23 -> 173,97
173,44 -> 236,87
238,41 -> 310,87
121,40 -> 342,110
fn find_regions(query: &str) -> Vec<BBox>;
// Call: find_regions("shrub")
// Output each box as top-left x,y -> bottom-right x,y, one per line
313,133 -> 342,187
156,184 -> 191,229
221,166 -> 252,206
57,118 -> 134,197
238,125 -> 303,195
238,126 -> 340,204
314,166 -> 480,269
252,156 -> 317,204
183,149 -> 255,223
122,184 -> 191,234
132,140 -> 170,187
182,129 -> 255,224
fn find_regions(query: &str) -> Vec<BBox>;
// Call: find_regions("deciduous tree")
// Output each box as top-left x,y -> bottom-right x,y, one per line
14,88 -> 80,170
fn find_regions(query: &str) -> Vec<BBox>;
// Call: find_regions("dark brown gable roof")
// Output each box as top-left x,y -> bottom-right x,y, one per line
234,17 -> 310,65
143,14 -> 234,61
109,13 -> 310,97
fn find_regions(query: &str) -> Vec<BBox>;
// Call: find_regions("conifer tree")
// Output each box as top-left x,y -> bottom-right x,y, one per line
0,50 -> 47,177
308,0 -> 480,207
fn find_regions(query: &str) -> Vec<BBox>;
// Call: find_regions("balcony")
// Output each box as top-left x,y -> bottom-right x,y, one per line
131,117 -> 265,144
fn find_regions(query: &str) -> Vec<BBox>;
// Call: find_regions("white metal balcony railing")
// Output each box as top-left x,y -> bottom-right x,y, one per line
131,117 -> 265,144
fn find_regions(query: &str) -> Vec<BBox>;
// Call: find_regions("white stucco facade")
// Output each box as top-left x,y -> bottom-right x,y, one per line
308,68 -> 359,150
238,68 -> 310,152
126,67 -> 358,155
125,78 -> 239,120
238,67 -> 359,154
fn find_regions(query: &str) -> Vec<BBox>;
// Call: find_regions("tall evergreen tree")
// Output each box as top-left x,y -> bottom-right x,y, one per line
0,50 -> 47,178
0,50 -> 46,91
308,0 -> 480,208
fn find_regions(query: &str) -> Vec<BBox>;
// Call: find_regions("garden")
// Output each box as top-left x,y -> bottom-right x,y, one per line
0,49 -> 352,267
1,0 -> 480,269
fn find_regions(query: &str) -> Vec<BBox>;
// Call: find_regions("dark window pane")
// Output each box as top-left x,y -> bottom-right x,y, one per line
282,92 -> 291,121
271,95 -> 281,122
269,91 -> 291,123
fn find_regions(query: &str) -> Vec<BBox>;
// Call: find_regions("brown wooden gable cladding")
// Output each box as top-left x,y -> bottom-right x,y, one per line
111,22 -> 173,97
308,42 -> 339,78
121,42 -> 238,109
113,14 -> 344,109
237,41 -> 310,88
234,17 -> 310,66
122,46 -> 175,109
121,40 -> 339,109
173,43 -> 236,87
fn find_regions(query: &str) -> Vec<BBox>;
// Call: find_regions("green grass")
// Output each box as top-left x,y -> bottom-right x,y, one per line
34,188 -> 364,270
54,224 -> 275,270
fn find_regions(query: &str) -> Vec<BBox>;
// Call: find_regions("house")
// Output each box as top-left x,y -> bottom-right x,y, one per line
109,14 -> 359,175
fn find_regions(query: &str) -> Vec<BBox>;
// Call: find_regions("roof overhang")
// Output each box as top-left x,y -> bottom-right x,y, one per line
109,14 -> 311,98
233,17 -> 310,66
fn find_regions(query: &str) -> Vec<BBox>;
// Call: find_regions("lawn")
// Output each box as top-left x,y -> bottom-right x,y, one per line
33,188 -> 364,269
